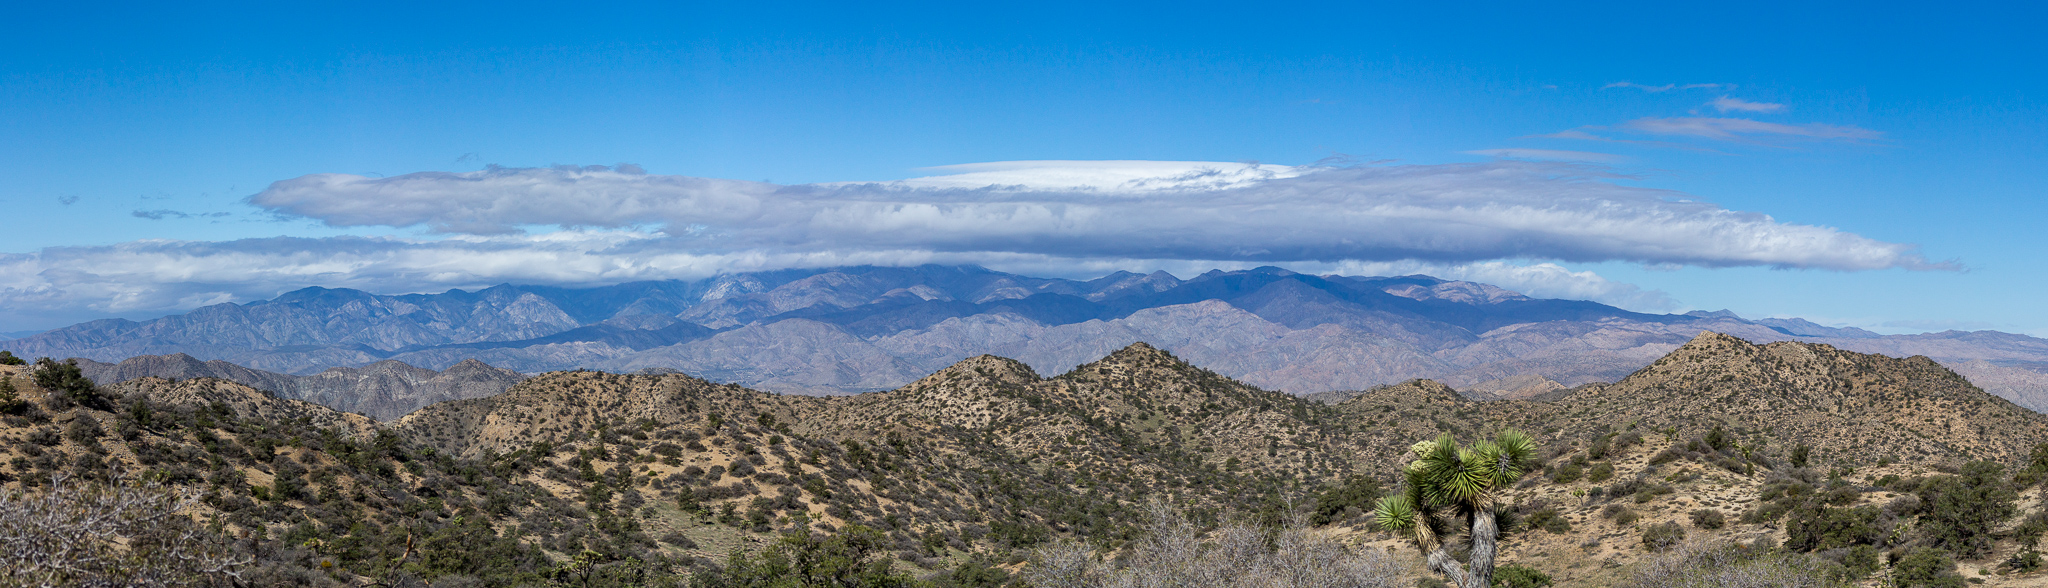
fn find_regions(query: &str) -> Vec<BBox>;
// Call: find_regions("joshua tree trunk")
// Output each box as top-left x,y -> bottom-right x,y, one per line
1466,508 -> 1500,588
1425,544 -> 1473,588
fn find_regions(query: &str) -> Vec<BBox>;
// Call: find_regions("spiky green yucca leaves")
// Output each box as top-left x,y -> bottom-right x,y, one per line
1377,431 -> 1534,531
1374,430 -> 1537,588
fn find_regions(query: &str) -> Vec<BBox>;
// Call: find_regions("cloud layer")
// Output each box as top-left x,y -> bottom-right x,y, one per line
0,230 -> 1682,331
0,160 -> 1944,328
250,161 -> 1938,270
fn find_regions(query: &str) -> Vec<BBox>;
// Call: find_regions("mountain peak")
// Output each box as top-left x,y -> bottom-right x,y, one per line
1097,341 -> 1184,368
917,354 -> 1041,387
1679,330 -> 1753,350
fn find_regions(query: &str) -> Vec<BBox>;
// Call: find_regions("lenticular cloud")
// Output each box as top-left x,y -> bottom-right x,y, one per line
249,160 -> 1944,272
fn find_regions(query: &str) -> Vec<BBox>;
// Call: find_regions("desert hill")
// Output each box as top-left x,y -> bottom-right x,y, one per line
11,335 -> 2048,585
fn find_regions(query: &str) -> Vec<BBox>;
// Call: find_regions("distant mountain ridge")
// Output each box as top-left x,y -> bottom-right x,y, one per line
8,264 -> 2048,411
70,353 -> 525,420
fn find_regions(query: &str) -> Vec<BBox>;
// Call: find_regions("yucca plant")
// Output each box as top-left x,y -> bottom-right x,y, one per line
1374,430 -> 1537,588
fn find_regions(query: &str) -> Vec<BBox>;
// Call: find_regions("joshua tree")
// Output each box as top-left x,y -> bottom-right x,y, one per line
1373,430 -> 1536,588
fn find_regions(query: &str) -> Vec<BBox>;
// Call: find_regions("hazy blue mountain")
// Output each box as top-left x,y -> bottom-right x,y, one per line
9,264 -> 2048,411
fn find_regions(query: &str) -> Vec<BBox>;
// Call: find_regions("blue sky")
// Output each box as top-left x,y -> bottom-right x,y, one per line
1,1 -> 2043,336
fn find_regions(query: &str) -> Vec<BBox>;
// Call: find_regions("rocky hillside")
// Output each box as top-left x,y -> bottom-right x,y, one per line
1506,332 -> 2048,466
72,353 -> 526,420
10,264 -> 2048,411
11,334 -> 2048,585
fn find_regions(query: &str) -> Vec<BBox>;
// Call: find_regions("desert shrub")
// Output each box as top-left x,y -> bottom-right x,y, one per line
2016,441 -> 2048,487
693,523 -> 915,587
1600,503 -> 1627,519
1021,501 -> 1405,588
1790,443 -> 1813,468
1550,463 -> 1583,484
2003,549 -> 2044,573
1523,508 -> 1571,534
926,556 -> 1012,588
0,377 -> 24,415
32,358 -> 113,411
1626,541 -> 1841,588
1784,505 -> 1882,552
1649,448 -> 1683,466
1632,484 -> 1674,504
26,426 -> 60,446
1491,564 -> 1552,588
1915,461 -> 2017,558
1600,504 -> 1640,526
1690,509 -> 1725,530
1891,547 -> 1966,588
1587,462 -> 1615,483
1641,522 -> 1686,551
1588,436 -> 1612,460
0,350 -> 26,365
659,531 -> 698,549
66,414 -> 103,443
1836,544 -> 1882,579
1714,456 -> 1748,474
1607,477 -> 1648,498
1704,426 -> 1732,452
1310,475 -> 1384,526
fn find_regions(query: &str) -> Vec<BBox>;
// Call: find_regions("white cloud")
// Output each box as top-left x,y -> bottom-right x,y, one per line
0,159 -> 1951,328
247,160 -> 1941,272
1618,117 -> 1878,143
0,232 -> 1686,327
1547,117 -> 1883,148
1709,96 -> 1787,113
880,160 -> 1301,191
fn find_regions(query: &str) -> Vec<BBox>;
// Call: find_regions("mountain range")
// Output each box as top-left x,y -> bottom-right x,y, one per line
7,264 -> 2048,414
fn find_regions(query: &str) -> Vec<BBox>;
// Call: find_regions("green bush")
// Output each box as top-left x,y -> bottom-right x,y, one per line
1641,521 -> 1685,552
1916,461 -> 2018,558
2015,442 -> 2048,488
1523,508 -> 1572,534
694,524 -> 917,587
1587,462 -> 1615,483
1785,505 -> 1881,552
0,350 -> 25,365
1840,544 -> 1882,579
1551,462 -> 1583,484
1587,437 -> 1612,460
1491,564 -> 1552,588
2003,549 -> 2044,573
33,358 -> 113,411
1311,475 -> 1384,525
1689,509 -> 1725,530
0,377 -> 25,415
1648,448 -> 1682,466
1892,547 -> 1966,588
